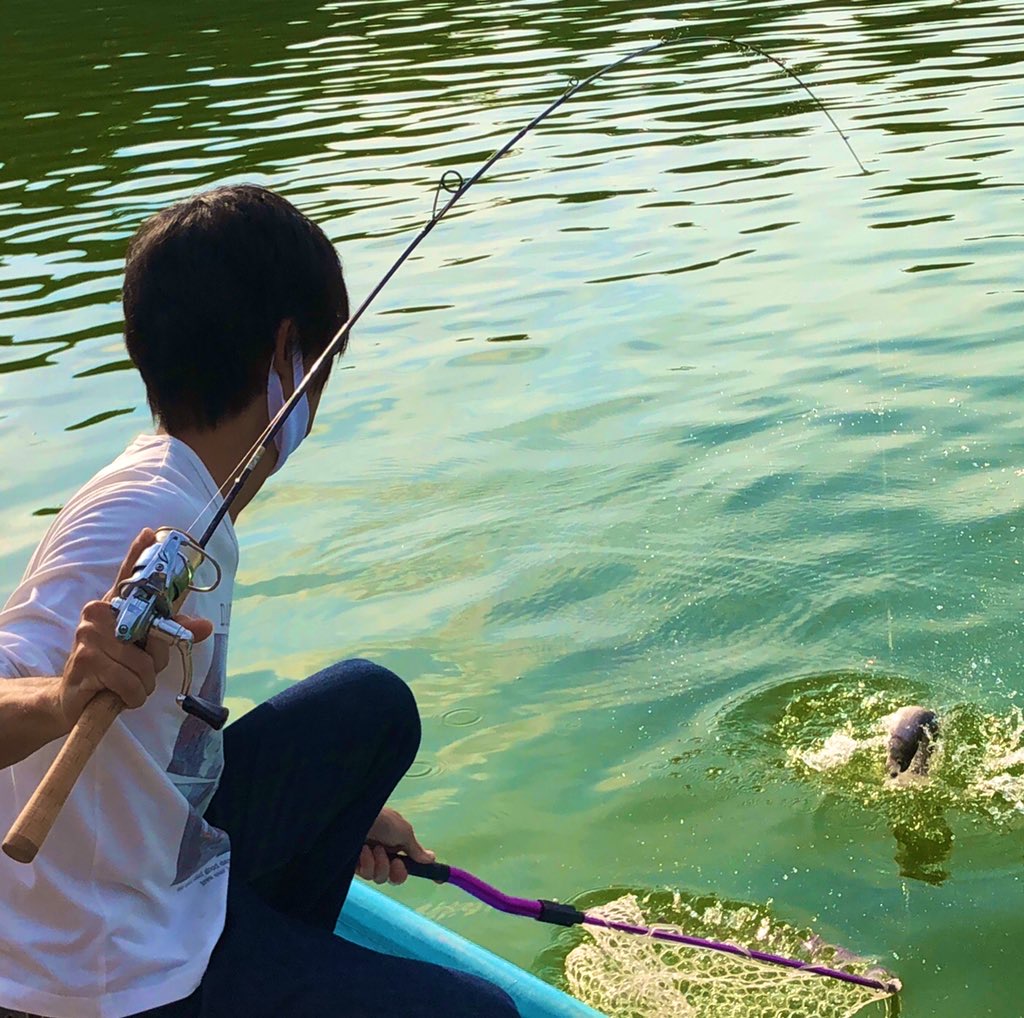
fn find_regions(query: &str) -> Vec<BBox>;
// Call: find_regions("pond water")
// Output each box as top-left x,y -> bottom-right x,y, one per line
3,1 -> 1023,1015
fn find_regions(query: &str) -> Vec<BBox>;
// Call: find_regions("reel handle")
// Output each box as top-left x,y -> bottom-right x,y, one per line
2,691 -> 122,864
178,694 -> 229,730
151,617 -> 229,730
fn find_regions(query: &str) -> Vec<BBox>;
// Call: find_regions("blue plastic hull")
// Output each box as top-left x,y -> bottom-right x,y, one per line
335,882 -> 605,1018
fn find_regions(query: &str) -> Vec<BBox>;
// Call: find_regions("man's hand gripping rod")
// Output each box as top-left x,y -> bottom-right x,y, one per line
3,529 -> 225,864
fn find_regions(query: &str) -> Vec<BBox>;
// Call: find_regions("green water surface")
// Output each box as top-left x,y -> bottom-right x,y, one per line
3,1 -> 1023,1015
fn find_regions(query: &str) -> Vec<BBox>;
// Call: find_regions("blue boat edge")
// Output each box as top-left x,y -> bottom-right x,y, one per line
336,881 -> 607,1018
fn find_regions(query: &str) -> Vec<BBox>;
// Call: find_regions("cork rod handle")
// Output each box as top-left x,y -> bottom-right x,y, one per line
2,691 -> 123,864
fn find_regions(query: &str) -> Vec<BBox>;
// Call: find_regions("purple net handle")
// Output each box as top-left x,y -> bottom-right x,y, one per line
448,866 -> 545,919
398,858 -> 542,919
396,857 -> 899,996
582,915 -> 900,995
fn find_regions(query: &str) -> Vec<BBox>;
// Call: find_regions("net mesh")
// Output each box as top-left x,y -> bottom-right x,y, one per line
560,891 -> 896,1018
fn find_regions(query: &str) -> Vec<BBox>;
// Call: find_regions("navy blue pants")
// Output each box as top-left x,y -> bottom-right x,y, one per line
139,659 -> 519,1018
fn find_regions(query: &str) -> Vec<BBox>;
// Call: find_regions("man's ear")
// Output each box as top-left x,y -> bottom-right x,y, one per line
271,319 -> 298,393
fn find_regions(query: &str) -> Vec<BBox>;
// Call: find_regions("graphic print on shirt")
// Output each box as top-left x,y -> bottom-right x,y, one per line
169,631 -> 230,886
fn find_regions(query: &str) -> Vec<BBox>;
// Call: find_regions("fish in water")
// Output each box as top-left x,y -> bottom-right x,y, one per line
885,706 -> 939,778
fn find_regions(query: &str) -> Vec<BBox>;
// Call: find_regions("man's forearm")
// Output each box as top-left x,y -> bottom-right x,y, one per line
0,677 -> 68,769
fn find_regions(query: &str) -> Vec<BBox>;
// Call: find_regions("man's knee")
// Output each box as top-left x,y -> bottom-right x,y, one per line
339,657 -> 417,723
311,658 -> 420,756
305,657 -> 413,714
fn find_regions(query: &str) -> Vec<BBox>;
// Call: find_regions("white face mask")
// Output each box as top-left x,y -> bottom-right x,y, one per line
266,348 -> 309,475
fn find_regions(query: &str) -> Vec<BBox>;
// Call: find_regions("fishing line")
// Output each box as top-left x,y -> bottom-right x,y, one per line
875,343 -> 896,656
700,36 -> 868,175
392,855 -> 901,996
188,31 -> 869,548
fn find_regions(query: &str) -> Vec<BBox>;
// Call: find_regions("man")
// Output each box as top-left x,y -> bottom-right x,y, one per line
0,186 -> 519,1017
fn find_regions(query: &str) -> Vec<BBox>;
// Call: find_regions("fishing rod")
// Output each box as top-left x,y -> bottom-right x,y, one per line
3,32 -> 868,865
395,855 -> 902,996
195,30 -> 867,550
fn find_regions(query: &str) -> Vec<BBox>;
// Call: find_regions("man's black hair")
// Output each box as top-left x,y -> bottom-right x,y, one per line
124,184 -> 348,432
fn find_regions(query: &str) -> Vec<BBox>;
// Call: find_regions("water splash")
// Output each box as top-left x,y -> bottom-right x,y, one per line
786,696 -> 1024,822
718,671 -> 1024,883
796,728 -> 874,772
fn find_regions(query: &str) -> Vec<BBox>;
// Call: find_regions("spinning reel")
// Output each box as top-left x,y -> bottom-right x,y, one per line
109,528 -> 228,730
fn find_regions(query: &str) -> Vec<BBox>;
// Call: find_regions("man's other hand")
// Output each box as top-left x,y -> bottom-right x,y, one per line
358,806 -> 436,885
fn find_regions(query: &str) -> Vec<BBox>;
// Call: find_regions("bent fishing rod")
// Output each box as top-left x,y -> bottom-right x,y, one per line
196,31 -> 866,550
4,32 -> 867,864
394,855 -> 901,996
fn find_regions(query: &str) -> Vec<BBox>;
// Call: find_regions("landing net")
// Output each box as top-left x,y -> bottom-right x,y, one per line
563,892 -> 895,1018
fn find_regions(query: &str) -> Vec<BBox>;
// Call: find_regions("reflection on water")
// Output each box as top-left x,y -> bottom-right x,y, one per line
3,1 -> 1024,1015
